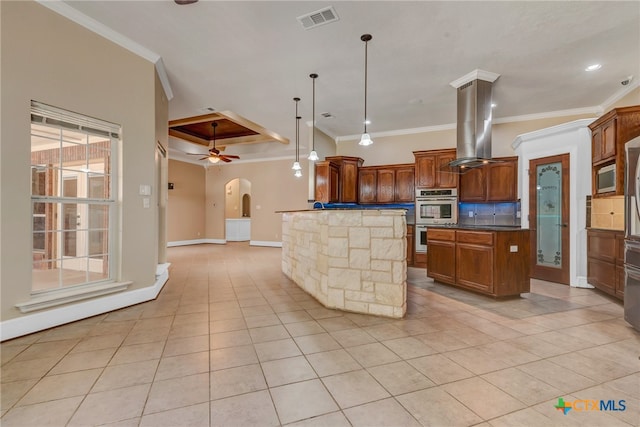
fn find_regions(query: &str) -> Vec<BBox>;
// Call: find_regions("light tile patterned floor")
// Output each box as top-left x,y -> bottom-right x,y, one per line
1,242 -> 639,426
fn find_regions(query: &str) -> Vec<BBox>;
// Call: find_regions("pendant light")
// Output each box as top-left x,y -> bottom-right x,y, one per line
307,73 -> 319,161
292,97 -> 303,177
359,34 -> 373,146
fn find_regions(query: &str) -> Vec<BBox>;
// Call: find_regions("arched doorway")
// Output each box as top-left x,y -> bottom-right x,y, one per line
225,178 -> 251,241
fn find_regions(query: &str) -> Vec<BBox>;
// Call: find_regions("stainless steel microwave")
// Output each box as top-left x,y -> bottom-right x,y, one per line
597,163 -> 616,193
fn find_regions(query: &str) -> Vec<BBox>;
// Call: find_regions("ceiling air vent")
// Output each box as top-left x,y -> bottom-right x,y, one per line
297,6 -> 339,30
320,112 -> 334,118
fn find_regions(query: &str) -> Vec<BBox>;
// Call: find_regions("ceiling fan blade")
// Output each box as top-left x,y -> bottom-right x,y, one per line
219,156 -> 232,163
186,152 -> 207,155
198,157 -> 209,160
222,155 -> 240,159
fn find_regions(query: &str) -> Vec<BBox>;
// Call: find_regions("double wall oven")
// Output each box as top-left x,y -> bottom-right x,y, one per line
415,188 -> 458,254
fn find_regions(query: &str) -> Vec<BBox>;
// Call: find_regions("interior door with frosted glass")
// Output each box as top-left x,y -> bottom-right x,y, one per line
529,154 -> 570,284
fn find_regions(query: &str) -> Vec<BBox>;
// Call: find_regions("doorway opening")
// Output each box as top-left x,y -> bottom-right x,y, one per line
225,178 -> 251,242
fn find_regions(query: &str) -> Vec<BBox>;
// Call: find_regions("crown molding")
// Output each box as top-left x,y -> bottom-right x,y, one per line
511,118 -> 594,150
600,81 -> 640,111
449,69 -> 501,88
36,0 -> 173,100
493,106 -> 600,125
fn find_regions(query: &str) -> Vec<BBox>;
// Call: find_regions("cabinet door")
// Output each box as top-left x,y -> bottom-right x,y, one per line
587,257 -> 617,296
358,169 -> 377,204
415,155 -> 436,188
426,241 -> 456,284
376,169 -> 395,203
436,152 -> 458,188
459,168 -> 487,201
341,161 -> 359,203
395,167 -> 415,202
456,243 -> 494,293
487,160 -> 517,201
600,119 -> 616,161
315,162 -> 339,203
406,225 -> 414,266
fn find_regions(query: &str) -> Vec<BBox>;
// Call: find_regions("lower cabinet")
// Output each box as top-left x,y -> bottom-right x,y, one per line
587,228 -> 624,299
406,225 -> 414,266
426,229 -> 456,284
427,227 -> 530,297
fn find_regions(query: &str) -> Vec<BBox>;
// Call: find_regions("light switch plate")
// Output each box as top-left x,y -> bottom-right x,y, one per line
510,245 -> 518,252
139,184 -> 151,196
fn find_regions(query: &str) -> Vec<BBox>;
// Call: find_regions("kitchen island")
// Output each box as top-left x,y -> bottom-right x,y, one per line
427,225 -> 530,297
281,209 -> 407,318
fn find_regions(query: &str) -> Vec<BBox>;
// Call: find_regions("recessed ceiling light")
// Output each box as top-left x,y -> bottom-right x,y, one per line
491,103 -> 497,108
585,64 -> 602,72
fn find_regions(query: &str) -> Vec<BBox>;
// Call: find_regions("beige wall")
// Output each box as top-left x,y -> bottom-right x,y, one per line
206,159 -> 309,243
167,160 -> 206,242
1,1 -> 164,322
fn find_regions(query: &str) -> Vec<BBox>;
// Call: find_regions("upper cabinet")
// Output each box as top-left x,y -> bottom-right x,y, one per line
459,157 -> 518,202
414,149 -> 457,189
589,106 -> 640,197
317,156 -> 363,203
315,160 -> 340,203
358,164 -> 415,204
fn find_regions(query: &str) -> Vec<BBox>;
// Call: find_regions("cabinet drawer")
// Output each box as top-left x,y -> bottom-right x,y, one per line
456,231 -> 494,245
427,229 -> 456,242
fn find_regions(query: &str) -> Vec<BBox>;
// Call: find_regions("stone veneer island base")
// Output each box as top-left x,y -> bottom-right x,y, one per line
281,210 -> 407,318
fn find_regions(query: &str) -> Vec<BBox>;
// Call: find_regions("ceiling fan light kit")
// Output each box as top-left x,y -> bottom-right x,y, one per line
308,73 -> 319,161
191,121 -> 240,164
359,34 -> 373,146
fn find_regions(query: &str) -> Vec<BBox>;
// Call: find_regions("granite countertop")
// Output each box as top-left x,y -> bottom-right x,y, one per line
428,224 -> 528,231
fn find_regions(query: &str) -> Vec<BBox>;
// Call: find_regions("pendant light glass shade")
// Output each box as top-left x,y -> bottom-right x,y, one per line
359,34 -> 373,146
308,73 -> 319,161
359,133 -> 373,146
293,97 -> 302,177
208,156 -> 220,164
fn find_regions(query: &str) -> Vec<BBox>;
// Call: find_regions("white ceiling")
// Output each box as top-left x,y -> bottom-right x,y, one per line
57,1 -> 639,161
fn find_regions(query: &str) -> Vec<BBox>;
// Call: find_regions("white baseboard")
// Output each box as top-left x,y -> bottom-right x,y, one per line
0,268 -> 170,342
250,240 -> 282,248
574,276 -> 595,288
167,238 -> 226,247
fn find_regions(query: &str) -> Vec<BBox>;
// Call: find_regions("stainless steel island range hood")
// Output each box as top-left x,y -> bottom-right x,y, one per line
448,70 -> 501,170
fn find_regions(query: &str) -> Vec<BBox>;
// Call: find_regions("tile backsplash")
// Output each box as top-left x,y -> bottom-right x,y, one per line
458,202 -> 521,226
591,196 -> 624,230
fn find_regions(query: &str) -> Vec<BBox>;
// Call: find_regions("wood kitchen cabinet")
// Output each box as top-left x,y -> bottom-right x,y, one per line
358,164 -> 415,204
315,160 -> 339,203
587,228 -> 625,299
406,224 -> 414,266
316,156 -> 363,203
459,156 -> 518,202
414,149 -> 457,189
426,228 -> 456,284
427,227 -> 530,297
589,106 -> 640,197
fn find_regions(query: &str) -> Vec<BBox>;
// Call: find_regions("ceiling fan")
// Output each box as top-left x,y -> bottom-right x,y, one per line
187,122 -> 240,163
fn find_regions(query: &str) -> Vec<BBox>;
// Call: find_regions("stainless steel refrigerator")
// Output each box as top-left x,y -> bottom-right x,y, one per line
624,134 -> 640,331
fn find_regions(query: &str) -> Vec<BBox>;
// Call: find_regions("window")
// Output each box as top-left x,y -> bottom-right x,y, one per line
30,101 -> 119,294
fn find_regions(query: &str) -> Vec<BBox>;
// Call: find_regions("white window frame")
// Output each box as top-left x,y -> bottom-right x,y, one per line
18,101 -> 127,312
